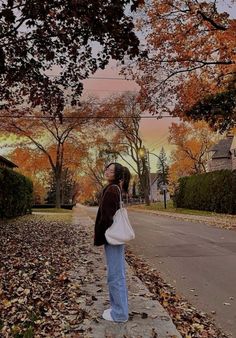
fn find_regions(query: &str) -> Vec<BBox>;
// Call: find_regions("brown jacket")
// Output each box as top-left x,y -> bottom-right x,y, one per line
94,184 -> 120,246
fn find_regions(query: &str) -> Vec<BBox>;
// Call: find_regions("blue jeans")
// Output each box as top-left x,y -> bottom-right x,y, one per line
104,244 -> 128,322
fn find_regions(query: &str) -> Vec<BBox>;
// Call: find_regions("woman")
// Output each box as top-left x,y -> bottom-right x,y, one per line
94,162 -> 131,323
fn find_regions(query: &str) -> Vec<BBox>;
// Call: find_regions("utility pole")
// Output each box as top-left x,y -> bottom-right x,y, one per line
149,151 -> 167,209
147,150 -> 153,203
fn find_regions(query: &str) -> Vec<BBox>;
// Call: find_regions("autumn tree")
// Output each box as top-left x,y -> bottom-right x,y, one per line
185,77 -> 236,132
9,147 -> 50,203
0,106 -> 92,208
168,120 -> 217,193
76,116 -> 131,204
74,147 -> 118,205
100,92 -> 151,205
0,0 -> 142,115
86,144 -> 119,189
76,175 -> 99,205
74,140 -> 121,204
128,0 -> 236,129
42,142 -> 90,205
46,168 -> 77,205
4,99 -> 126,207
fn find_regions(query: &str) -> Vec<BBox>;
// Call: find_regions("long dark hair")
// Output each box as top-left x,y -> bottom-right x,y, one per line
105,163 -> 131,193
122,166 -> 131,194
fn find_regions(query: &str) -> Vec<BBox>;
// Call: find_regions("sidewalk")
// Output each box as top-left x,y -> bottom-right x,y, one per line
70,205 -> 182,338
128,206 -> 236,230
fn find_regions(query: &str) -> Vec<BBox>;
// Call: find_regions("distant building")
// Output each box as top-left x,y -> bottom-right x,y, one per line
150,173 -> 170,202
0,155 -> 18,169
130,173 -> 170,202
207,135 -> 236,172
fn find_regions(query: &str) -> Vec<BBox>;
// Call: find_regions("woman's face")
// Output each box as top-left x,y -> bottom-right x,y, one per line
104,164 -> 115,182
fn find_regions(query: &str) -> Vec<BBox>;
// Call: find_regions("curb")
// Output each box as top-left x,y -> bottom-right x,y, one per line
127,207 -> 236,230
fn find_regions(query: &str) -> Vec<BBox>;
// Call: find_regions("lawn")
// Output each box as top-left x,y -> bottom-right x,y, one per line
133,200 -> 223,217
32,208 -> 72,214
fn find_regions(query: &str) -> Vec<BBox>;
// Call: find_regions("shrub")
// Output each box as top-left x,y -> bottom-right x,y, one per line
0,168 -> 33,218
32,204 -> 75,210
173,170 -> 236,214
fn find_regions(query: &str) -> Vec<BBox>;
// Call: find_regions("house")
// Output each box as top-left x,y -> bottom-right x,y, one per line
150,173 -> 170,202
0,155 -> 18,169
131,173 -> 170,202
207,135 -> 236,172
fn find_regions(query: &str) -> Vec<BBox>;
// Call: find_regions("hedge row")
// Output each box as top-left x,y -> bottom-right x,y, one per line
173,170 -> 236,214
0,168 -> 33,218
32,204 -> 75,210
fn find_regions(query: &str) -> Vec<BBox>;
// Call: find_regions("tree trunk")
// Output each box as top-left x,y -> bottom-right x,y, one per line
55,143 -> 63,208
143,161 -> 150,206
140,173 -> 150,206
55,174 -> 61,208
144,186 -> 150,206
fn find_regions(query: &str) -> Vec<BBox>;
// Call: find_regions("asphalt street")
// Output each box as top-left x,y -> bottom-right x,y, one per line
85,206 -> 236,337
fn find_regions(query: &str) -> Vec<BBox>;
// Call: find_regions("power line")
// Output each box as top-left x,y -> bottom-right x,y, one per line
87,76 -> 133,81
83,89 -> 138,93
149,135 -> 170,149
47,74 -> 133,81
0,115 -> 175,119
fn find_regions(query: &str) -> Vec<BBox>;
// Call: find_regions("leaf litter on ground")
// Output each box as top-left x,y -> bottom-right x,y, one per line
0,214 -> 94,338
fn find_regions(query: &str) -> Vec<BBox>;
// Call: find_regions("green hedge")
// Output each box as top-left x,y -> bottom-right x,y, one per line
0,168 -> 33,218
173,170 -> 236,214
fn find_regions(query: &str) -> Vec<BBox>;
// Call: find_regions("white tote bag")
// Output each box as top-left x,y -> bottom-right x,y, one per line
105,185 -> 135,245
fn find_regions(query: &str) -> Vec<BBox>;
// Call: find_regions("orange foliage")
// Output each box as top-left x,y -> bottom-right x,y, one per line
10,148 -> 50,174
9,148 -> 49,203
168,121 -> 217,193
131,0 -> 236,116
76,175 -> 99,204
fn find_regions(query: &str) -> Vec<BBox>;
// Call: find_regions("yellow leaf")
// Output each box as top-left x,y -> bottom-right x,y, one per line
24,288 -> 31,296
2,299 -> 11,308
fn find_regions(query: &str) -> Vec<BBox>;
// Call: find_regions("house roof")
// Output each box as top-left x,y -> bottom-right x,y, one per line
0,155 -> 18,168
209,136 -> 234,159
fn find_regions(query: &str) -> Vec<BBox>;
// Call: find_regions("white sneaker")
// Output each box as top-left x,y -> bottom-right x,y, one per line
102,309 -> 128,323
102,309 -> 114,321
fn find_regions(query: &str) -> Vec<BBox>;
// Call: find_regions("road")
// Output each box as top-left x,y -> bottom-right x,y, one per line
84,206 -> 236,337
